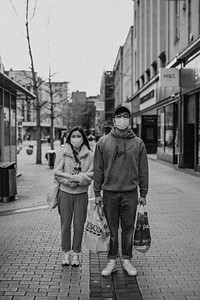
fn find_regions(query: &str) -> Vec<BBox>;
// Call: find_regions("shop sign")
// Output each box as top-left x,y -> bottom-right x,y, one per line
142,115 -> 157,125
194,60 -> 200,86
140,85 -> 156,110
159,68 -> 179,87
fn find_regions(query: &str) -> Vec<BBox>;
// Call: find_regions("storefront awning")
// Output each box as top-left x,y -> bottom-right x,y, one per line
0,72 -> 35,99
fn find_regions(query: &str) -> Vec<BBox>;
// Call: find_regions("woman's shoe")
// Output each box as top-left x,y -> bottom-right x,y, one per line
62,251 -> 70,266
71,251 -> 80,266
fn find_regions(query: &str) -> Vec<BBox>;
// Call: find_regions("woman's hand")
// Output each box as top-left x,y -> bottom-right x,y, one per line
69,175 -> 81,184
68,181 -> 79,188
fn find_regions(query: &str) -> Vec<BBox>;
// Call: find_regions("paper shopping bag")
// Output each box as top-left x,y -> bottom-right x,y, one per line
84,206 -> 110,253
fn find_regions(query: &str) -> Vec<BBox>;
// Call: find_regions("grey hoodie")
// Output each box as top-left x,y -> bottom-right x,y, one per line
94,128 -> 148,198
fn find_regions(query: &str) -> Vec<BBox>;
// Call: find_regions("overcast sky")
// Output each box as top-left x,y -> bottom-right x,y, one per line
0,0 -> 133,96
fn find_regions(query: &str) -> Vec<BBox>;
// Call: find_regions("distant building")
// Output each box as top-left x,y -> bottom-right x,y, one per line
70,91 -> 96,136
100,71 -> 114,129
6,70 -> 68,141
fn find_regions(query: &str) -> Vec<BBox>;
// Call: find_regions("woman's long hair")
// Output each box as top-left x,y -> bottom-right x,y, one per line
66,126 -> 91,162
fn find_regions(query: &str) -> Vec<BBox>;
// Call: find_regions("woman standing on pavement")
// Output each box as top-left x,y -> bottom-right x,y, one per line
54,126 -> 93,266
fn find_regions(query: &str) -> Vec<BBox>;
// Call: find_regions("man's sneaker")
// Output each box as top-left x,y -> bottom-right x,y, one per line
71,251 -> 80,266
101,259 -> 117,276
62,251 -> 70,266
122,259 -> 137,276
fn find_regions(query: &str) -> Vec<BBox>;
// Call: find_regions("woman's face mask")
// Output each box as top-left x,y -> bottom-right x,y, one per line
114,114 -> 130,130
70,131 -> 83,149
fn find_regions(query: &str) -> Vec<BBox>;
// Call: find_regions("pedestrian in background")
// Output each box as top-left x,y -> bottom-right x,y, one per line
88,134 -> 96,152
54,126 -> 93,266
94,105 -> 149,276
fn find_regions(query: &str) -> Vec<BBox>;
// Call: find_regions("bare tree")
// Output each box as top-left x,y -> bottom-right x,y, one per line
42,77 -> 69,149
25,0 -> 42,164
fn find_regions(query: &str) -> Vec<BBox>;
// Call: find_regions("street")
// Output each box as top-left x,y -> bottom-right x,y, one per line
0,141 -> 200,299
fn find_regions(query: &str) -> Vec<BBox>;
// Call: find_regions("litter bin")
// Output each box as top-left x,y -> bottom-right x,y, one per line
48,150 -> 56,169
0,162 -> 17,203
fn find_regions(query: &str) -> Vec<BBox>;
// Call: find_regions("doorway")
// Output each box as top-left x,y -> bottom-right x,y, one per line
0,107 -> 3,162
184,95 -> 195,168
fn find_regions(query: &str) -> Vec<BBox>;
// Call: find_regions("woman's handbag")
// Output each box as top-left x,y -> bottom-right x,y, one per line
84,205 -> 110,253
47,178 -> 59,209
133,204 -> 151,253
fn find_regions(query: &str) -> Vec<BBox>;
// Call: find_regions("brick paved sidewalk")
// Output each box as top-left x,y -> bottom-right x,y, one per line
0,142 -> 200,299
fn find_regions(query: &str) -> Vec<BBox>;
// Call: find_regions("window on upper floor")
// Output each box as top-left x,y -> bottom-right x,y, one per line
145,69 -> 151,82
140,75 -> 145,87
136,80 -> 140,90
159,52 -> 166,68
151,61 -> 158,76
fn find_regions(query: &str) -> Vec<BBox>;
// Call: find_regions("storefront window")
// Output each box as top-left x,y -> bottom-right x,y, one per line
198,97 -> 200,166
157,108 -> 164,153
165,104 -> 173,155
4,106 -> 10,146
11,95 -> 16,145
4,91 -> 10,147
11,109 -> 16,145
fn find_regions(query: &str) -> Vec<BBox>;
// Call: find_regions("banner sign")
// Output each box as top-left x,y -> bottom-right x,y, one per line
159,68 -> 179,87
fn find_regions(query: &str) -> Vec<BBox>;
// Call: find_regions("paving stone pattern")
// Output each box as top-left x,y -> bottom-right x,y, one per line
0,141 -> 200,299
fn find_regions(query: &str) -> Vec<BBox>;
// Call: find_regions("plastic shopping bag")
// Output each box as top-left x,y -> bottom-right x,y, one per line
133,204 -> 151,253
84,205 -> 110,253
47,178 -> 59,209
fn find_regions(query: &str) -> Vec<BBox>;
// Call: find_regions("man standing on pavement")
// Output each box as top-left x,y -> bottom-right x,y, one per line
93,105 -> 149,277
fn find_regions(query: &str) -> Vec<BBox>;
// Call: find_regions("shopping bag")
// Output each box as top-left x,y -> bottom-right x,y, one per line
84,205 -> 110,253
133,204 -> 151,253
47,178 -> 59,209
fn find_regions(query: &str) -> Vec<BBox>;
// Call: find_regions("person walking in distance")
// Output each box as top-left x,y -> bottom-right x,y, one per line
54,126 -> 93,266
94,105 -> 149,276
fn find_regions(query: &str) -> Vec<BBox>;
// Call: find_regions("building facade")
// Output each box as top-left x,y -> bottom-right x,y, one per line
127,0 -> 200,172
100,71 -> 114,129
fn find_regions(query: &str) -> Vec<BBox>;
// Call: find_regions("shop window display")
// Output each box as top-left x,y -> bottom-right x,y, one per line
157,108 -> 165,153
165,104 -> 173,155
198,99 -> 200,166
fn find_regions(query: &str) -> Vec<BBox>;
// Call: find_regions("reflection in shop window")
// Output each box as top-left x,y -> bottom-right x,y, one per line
4,107 -> 10,146
11,109 -> 16,145
165,104 -> 173,155
198,101 -> 200,165
157,109 -> 164,153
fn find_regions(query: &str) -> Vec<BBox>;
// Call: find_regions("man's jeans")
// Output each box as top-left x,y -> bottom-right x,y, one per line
103,189 -> 138,260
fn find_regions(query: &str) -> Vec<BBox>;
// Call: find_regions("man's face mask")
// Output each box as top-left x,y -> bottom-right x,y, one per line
114,113 -> 130,130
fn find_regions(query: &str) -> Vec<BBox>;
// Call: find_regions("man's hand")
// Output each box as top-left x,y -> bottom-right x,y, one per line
95,196 -> 103,206
138,197 -> 146,205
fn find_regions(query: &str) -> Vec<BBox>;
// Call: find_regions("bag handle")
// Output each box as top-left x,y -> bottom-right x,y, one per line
94,204 -> 104,221
138,203 -> 145,215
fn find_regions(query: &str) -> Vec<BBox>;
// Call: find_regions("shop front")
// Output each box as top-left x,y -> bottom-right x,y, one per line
0,72 -> 35,163
131,69 -> 180,162
131,81 -> 158,154
180,54 -> 200,172
157,99 -> 179,164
